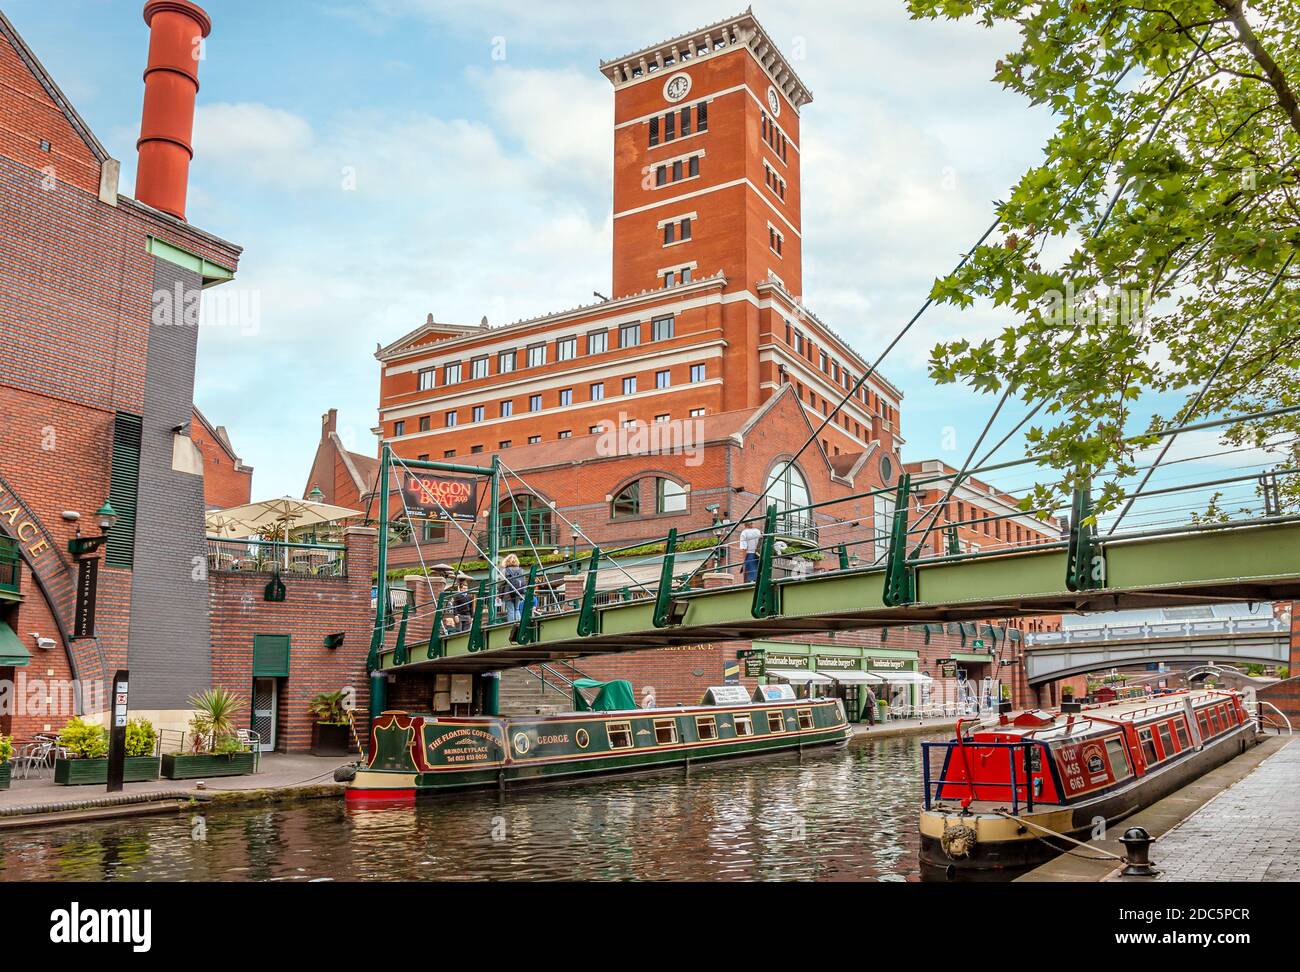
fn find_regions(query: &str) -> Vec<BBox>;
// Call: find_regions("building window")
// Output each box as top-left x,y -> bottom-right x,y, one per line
681,217 -> 692,240
422,520 -> 447,541
418,368 -> 435,390
619,322 -> 640,348
528,435 -> 541,444
587,330 -> 608,355
499,349 -> 516,373
655,413 -> 670,423
688,155 -> 699,178
445,412 -> 457,428
689,407 -> 705,417
665,110 -> 676,141
652,315 -> 675,341
527,343 -> 546,368
590,382 -> 605,401
679,106 -> 692,137
472,405 -> 485,423
767,463 -> 813,540
559,388 -> 573,407
444,361 -> 461,385
696,101 -> 708,132
611,482 -> 640,519
529,394 -> 542,412
664,222 -> 675,245
500,400 -> 514,417
656,369 -> 671,389
656,478 -> 687,514
672,160 -> 683,181
558,430 -> 572,439
471,356 -> 489,380
769,226 -> 784,255
589,425 -> 603,434
656,165 -> 667,187
418,454 -> 429,461
498,440 -> 512,450
393,420 -> 405,437
470,445 -> 484,454
418,416 -> 431,432
649,115 -> 659,147
690,363 -> 706,383
622,376 -> 637,396
557,336 -> 577,361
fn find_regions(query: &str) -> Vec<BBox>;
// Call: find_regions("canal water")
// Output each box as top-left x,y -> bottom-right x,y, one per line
0,733 -> 940,882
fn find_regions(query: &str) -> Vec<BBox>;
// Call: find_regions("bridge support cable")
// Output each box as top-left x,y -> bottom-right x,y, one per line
1107,251 -> 1296,536
677,212 -> 1007,591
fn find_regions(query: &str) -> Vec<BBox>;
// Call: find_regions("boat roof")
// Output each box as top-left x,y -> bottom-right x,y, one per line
972,690 -> 1237,741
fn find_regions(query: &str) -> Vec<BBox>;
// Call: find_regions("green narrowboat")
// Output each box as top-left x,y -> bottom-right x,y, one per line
346,687 -> 850,800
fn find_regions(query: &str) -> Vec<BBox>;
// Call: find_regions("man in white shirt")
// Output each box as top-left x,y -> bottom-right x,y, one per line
739,523 -> 763,583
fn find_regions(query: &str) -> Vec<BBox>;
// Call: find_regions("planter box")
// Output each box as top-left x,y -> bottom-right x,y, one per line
53,756 -> 161,786
0,762 -> 9,790
161,752 -> 256,780
311,723 -> 356,757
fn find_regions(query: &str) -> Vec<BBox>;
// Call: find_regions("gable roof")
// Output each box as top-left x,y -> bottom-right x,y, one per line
0,10 -> 110,164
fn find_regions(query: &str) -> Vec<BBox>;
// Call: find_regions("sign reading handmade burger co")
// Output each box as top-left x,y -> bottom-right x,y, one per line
869,657 -> 911,670
401,473 -> 478,521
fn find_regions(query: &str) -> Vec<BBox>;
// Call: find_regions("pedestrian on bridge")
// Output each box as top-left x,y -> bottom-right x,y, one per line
739,522 -> 763,583
499,554 -> 527,624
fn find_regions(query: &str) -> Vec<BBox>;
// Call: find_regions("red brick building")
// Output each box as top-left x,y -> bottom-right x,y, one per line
1,2 -> 370,753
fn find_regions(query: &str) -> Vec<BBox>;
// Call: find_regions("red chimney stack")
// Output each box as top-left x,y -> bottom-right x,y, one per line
135,0 -> 212,220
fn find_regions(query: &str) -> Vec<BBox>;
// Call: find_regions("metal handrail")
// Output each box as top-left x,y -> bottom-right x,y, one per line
922,739 -> 1046,815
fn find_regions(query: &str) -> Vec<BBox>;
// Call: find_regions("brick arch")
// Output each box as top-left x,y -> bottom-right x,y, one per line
761,455 -> 815,505
0,472 -> 100,682
607,469 -> 693,519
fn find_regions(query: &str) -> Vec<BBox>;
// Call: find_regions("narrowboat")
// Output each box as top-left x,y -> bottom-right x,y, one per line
918,689 -> 1257,879
345,682 -> 850,799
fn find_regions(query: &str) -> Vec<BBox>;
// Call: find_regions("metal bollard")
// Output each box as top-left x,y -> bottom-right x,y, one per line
1118,826 -> 1158,876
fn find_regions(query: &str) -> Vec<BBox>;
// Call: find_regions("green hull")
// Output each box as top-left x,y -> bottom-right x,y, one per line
351,698 -> 850,796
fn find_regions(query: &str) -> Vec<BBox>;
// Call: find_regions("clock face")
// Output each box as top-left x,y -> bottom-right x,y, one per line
767,86 -> 781,116
664,73 -> 692,103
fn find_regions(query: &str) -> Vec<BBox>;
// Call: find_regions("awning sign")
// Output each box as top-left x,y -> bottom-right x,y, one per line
401,473 -> 478,521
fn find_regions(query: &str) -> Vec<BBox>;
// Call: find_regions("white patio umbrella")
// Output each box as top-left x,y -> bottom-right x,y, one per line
205,497 -> 364,565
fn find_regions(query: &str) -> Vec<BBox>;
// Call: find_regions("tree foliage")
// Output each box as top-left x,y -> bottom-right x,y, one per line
907,0 -> 1300,515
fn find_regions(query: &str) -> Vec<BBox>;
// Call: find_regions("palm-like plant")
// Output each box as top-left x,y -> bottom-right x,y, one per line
187,687 -> 246,753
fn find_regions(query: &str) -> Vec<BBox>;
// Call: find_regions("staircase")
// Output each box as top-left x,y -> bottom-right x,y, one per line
497,663 -> 589,717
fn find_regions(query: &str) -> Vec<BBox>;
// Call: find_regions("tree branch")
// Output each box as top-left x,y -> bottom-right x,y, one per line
1215,0 -> 1300,139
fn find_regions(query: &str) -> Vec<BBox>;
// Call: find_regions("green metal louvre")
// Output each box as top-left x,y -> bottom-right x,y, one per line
105,413 -> 142,569
252,634 -> 290,677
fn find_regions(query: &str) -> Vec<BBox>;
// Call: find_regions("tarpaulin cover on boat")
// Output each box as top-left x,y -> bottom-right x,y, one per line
573,678 -> 636,712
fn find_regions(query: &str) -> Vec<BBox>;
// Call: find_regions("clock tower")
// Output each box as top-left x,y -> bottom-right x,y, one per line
600,10 -> 810,301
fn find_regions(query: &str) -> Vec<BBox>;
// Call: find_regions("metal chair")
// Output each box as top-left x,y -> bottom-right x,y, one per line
236,728 -> 262,772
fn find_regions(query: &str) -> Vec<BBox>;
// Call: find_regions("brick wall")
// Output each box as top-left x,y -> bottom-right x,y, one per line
208,527 -> 376,752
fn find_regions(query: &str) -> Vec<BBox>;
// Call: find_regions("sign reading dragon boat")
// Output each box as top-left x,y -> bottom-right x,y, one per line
401,473 -> 478,521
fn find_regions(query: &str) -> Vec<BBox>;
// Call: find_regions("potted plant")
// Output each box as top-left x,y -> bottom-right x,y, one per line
162,688 -> 256,779
309,691 -> 356,756
53,716 -> 161,785
0,734 -> 12,790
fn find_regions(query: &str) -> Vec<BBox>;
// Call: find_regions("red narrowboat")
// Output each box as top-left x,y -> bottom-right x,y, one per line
919,689 -> 1257,879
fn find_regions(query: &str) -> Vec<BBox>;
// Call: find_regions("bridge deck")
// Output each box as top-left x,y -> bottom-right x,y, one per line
379,521 -> 1300,675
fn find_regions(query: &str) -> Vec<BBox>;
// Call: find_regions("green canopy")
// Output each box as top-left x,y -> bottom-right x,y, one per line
0,620 -> 31,667
572,678 -> 636,712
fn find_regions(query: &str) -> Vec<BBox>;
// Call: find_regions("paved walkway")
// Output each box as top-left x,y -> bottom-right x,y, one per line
1140,737 -> 1300,882
850,716 -> 958,740
0,753 -> 351,819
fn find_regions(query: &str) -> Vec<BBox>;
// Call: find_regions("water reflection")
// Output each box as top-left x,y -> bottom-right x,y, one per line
0,733 -> 940,882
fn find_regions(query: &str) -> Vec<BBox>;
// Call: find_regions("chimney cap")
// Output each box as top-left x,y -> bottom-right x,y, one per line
143,0 -> 212,38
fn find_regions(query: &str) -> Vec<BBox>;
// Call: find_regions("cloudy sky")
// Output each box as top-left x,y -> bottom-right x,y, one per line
6,0 -> 1278,523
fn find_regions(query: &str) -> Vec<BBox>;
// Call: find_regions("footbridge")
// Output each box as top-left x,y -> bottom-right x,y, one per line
1022,617 -> 1290,685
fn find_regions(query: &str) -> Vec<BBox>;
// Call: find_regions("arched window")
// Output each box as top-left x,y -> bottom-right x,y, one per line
611,482 -> 640,519
656,478 -> 687,514
765,463 -> 814,540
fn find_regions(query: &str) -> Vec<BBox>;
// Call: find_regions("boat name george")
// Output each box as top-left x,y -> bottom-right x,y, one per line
537,734 -> 569,745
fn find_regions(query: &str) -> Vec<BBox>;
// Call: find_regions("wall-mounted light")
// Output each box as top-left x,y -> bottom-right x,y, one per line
68,500 -> 118,557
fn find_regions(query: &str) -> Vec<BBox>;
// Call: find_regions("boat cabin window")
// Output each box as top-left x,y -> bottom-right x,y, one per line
734,714 -> 754,736
797,708 -> 815,730
767,711 -> 785,733
1207,708 -> 1222,734
1197,710 -> 1211,737
607,722 -> 634,750
695,716 -> 718,740
1175,721 -> 1192,749
654,719 -> 679,745
1138,728 -> 1159,766
1157,723 -> 1176,756
1105,737 -> 1133,781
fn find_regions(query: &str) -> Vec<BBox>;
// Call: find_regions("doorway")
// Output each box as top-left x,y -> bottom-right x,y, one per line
252,678 -> 278,752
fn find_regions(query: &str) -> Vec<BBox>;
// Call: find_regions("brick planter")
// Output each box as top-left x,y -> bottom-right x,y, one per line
161,752 -> 256,780
53,757 -> 161,785
0,762 -> 10,790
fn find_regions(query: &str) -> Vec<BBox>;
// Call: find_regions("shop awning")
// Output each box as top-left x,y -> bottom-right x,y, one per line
0,620 -> 31,667
819,670 -> 885,684
866,670 -> 931,684
766,669 -> 832,684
